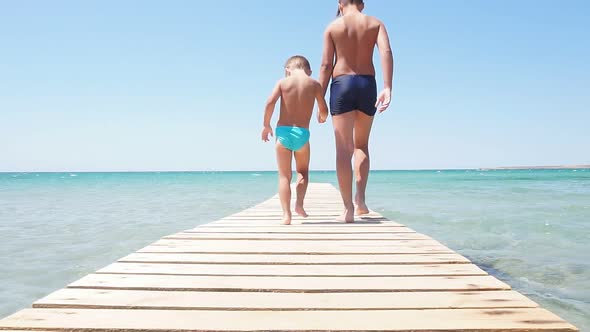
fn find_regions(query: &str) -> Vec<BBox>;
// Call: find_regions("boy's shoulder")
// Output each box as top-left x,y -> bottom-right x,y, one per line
308,78 -> 323,95
326,18 -> 343,33
328,14 -> 383,29
368,15 -> 384,28
282,75 -> 318,84
281,76 -> 321,94
310,78 -> 322,88
274,77 -> 288,89
301,76 -> 322,89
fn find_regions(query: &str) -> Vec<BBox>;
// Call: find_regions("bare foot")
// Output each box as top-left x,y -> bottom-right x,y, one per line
295,205 -> 308,218
282,212 -> 292,225
355,201 -> 370,215
336,208 -> 355,223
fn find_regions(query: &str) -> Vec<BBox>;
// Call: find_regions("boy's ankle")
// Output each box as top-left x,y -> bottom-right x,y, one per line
344,204 -> 355,210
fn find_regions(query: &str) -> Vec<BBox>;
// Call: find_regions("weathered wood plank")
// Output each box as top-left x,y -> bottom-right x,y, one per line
188,226 -> 414,233
68,274 -> 510,292
210,220 -> 401,226
140,239 -> 453,254
139,245 -> 452,254
0,330 -> 55,332
35,289 -> 538,310
164,231 -> 431,240
210,222 -> 404,228
119,252 -> 473,265
200,220 -> 404,229
0,308 -> 577,331
224,213 -> 388,218
97,262 -> 487,277
153,238 -> 445,247
209,221 -> 399,226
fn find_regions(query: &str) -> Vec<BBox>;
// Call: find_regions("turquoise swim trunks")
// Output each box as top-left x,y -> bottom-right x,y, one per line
276,126 -> 310,151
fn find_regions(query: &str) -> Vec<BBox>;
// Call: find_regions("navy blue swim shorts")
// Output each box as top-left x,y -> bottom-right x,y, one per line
329,75 -> 377,116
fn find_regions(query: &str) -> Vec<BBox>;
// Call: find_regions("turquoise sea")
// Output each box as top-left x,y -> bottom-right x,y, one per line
0,170 -> 588,329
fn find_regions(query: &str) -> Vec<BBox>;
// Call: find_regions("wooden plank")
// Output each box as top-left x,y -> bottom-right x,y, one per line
219,218 -> 397,223
0,308 -> 577,331
189,226 -> 414,233
140,239 -> 453,254
139,244 -> 452,254
35,289 -> 539,310
222,214 -> 389,219
164,232 -> 431,240
210,220 -> 399,226
242,207 -> 346,211
97,262 -> 487,277
209,220 -> 397,226
211,221 -> 400,227
219,218 -> 387,222
224,214 -> 342,219
223,214 -> 388,219
68,274 -> 510,292
208,225 -> 401,229
119,253 -> 473,265
153,239 -> 445,247
263,205 -> 343,207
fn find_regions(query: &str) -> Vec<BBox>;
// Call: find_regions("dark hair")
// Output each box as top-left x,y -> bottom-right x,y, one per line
336,0 -> 364,17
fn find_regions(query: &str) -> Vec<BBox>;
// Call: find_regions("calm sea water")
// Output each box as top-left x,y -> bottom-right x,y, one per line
0,170 -> 588,328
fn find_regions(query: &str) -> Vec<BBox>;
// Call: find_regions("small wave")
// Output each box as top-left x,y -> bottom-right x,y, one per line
251,173 -> 262,177
69,174 -> 78,177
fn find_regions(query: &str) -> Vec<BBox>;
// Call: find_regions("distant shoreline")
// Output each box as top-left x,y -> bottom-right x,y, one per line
479,165 -> 590,170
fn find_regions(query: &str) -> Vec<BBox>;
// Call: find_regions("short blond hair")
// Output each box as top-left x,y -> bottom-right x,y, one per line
285,55 -> 311,71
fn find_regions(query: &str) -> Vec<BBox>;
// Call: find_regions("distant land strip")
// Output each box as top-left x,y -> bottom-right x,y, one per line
479,165 -> 590,170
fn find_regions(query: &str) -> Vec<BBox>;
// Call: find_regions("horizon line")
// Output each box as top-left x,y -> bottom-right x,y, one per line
2,165 -> 589,173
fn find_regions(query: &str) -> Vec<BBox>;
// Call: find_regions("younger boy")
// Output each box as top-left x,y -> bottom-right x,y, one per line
261,55 -> 329,225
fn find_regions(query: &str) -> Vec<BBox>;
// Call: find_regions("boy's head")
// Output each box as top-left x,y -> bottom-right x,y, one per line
337,0 -> 365,16
285,55 -> 312,77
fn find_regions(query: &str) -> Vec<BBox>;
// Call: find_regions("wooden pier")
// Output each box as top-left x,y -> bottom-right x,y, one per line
0,183 -> 578,331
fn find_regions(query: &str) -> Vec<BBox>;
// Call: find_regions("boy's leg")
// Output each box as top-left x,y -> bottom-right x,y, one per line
276,142 -> 293,225
353,111 -> 374,215
293,142 -> 310,217
332,112 -> 356,222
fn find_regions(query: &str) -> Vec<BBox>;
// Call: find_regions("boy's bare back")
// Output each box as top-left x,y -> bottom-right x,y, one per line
262,56 -> 328,144
277,74 -> 323,129
327,13 -> 382,77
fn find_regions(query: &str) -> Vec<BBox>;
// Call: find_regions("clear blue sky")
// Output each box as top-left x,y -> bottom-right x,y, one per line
1,0 -> 588,171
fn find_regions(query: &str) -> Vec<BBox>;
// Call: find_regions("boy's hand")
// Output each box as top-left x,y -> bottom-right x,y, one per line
375,88 -> 392,113
318,110 -> 328,124
261,126 -> 273,142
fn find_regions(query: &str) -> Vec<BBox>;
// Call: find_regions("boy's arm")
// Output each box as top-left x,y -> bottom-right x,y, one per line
377,21 -> 393,90
375,20 -> 394,112
319,26 -> 335,96
315,82 -> 329,124
261,80 -> 282,142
